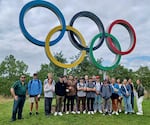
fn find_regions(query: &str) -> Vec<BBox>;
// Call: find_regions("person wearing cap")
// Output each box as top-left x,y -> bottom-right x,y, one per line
44,74 -> 55,116
10,75 -> 27,122
94,76 -> 102,113
54,75 -> 66,116
28,73 -> 42,116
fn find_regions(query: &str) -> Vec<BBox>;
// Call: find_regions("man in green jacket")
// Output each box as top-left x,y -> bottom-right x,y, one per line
10,74 -> 27,122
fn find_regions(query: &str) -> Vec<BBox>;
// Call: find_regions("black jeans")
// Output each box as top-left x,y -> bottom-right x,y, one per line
63,96 -> 67,112
131,92 -> 134,110
11,96 -> 26,120
45,97 -> 53,115
87,97 -> 95,111
66,96 -> 75,112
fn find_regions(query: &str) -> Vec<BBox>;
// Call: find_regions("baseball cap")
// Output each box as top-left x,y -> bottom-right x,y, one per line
33,73 -> 38,76
96,76 -> 100,79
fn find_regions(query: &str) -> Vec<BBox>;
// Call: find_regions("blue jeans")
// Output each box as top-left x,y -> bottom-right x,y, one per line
12,96 -> 26,120
123,95 -> 132,113
94,94 -> 101,111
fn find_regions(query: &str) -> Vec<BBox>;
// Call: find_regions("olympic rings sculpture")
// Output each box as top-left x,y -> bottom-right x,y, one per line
19,0 -> 136,71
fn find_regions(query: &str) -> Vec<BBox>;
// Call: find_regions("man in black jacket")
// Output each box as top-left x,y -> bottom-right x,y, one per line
54,75 -> 66,116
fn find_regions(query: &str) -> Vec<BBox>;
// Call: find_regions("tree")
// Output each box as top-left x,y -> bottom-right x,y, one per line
69,54 -> 101,77
0,55 -> 28,79
107,65 -> 133,81
134,66 -> 150,90
0,55 -> 29,96
52,51 -> 67,77
37,51 -> 67,81
37,63 -> 54,82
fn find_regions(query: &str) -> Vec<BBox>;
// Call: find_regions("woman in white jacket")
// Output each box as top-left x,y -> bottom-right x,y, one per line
44,77 -> 55,116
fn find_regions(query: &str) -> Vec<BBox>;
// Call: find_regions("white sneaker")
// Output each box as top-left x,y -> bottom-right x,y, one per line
66,111 -> 69,114
112,111 -> 115,115
99,110 -> 103,114
71,111 -> 76,114
91,111 -> 94,115
94,110 -> 97,113
119,109 -> 122,113
115,112 -> 119,115
124,111 -> 128,114
136,112 -> 143,115
83,110 -> 86,114
58,112 -> 63,116
77,111 -> 80,114
88,111 -> 91,115
54,112 -> 58,116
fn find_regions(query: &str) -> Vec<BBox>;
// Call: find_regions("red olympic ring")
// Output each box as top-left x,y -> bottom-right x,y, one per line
107,19 -> 136,55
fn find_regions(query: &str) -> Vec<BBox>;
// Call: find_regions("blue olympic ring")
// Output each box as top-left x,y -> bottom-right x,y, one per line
19,0 -> 66,46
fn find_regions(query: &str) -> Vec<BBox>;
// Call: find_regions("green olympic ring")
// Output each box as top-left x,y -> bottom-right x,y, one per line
89,33 -> 121,71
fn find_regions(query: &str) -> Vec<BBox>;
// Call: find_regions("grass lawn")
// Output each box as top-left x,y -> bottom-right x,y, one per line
0,97 -> 150,125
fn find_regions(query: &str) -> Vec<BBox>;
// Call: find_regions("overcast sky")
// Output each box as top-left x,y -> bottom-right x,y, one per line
0,0 -> 150,74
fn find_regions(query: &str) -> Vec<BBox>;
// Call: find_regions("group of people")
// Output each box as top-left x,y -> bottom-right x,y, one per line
10,73 -> 145,122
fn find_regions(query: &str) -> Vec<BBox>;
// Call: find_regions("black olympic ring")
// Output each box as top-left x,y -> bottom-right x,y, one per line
68,11 -> 105,52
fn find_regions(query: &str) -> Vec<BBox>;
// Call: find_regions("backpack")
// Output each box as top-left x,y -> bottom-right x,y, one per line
29,79 -> 41,89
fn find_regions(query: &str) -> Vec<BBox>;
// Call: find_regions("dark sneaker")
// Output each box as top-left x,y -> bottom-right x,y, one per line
36,112 -> 39,115
128,112 -> 132,115
45,114 -> 50,117
18,117 -> 24,120
29,112 -> 32,116
10,119 -> 16,122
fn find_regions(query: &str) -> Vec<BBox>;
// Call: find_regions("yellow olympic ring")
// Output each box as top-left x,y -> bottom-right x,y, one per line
45,25 -> 87,68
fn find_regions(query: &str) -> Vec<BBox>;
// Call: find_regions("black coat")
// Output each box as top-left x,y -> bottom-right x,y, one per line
55,81 -> 66,96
